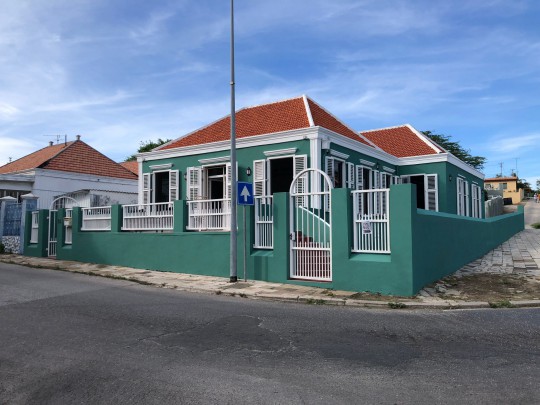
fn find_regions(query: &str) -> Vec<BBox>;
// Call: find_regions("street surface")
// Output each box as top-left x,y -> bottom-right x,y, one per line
1,262 -> 539,404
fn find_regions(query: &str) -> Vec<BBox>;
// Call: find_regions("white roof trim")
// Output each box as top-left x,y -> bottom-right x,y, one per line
383,166 -> 395,173
303,95 -> 314,127
399,153 -> 485,179
405,124 -> 443,154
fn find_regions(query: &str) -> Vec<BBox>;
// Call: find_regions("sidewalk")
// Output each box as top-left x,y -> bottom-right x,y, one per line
2,202 -> 539,310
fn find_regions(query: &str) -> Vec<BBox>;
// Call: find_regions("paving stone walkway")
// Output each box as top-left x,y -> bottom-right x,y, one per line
456,229 -> 540,278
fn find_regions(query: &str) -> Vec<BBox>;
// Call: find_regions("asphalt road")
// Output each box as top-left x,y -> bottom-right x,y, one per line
1,263 -> 539,405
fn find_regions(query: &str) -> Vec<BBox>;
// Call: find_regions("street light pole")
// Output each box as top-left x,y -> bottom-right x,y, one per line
229,0 -> 238,283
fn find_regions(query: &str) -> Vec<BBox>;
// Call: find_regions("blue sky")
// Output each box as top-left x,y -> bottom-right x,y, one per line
1,0 -> 539,188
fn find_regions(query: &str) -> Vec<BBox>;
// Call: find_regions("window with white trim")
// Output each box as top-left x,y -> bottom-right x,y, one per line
142,169 -> 179,204
400,174 -> 439,211
457,177 -> 469,216
186,163 -> 232,200
253,155 -> 307,197
471,184 -> 483,218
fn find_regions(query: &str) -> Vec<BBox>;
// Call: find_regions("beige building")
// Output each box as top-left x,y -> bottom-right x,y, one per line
484,176 -> 523,204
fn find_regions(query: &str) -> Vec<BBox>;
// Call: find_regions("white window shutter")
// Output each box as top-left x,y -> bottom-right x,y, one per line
294,155 -> 307,206
465,180 -> 470,216
253,159 -> 266,196
225,162 -> 237,200
187,166 -> 202,200
355,165 -> 364,190
142,173 -> 151,204
325,157 -> 334,187
372,170 -> 380,189
346,162 -> 355,189
169,170 -> 179,201
425,174 -> 438,211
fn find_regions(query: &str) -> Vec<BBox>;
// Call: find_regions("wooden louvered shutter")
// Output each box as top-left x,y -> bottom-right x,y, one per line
169,170 -> 179,201
142,173 -> 151,204
425,174 -> 438,211
187,166 -> 202,200
293,155 -> 307,206
253,159 -> 266,196
346,162 -> 355,189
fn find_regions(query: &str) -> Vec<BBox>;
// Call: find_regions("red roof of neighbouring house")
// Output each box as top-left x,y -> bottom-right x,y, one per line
119,161 -> 139,176
0,140 -> 137,180
159,96 -> 372,150
360,125 -> 444,158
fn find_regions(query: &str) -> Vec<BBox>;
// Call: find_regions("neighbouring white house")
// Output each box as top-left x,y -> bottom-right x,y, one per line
0,136 -> 138,209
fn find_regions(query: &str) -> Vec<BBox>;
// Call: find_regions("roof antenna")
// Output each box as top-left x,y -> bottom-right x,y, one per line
43,134 -> 63,145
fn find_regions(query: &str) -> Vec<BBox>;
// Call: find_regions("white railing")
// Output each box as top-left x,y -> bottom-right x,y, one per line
122,203 -> 174,231
187,198 -> 231,231
82,206 -> 111,231
30,211 -> 39,243
65,209 -> 73,244
254,196 -> 273,249
352,189 -> 390,253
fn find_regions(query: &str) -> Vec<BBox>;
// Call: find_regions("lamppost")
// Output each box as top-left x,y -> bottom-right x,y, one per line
229,0 -> 238,282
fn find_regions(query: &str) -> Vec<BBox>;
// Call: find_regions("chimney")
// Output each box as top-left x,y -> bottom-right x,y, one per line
49,141 -> 54,146
76,135 -> 81,141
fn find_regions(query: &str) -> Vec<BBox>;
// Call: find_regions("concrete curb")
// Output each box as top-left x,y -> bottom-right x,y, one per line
2,255 -> 539,310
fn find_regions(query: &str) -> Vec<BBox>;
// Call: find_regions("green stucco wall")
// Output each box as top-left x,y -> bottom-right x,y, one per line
23,185 -> 523,296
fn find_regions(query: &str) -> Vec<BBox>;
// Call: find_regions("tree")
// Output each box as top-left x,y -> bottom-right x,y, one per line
421,131 -> 486,170
125,138 -> 171,161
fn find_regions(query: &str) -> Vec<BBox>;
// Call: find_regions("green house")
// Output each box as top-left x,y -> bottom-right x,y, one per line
138,96 -> 485,219
24,96 -> 523,296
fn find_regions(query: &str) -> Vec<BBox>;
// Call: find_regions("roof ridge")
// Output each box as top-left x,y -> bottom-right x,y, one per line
306,97 -> 379,148
302,95 -> 314,127
156,95 -> 308,152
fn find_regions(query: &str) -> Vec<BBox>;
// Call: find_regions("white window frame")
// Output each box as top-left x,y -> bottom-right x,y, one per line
325,156 -> 346,188
471,183 -> 482,218
457,177 -> 470,216
401,174 -> 439,212
142,169 -> 180,204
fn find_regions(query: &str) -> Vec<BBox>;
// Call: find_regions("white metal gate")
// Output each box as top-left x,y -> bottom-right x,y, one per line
48,197 -> 79,257
289,168 -> 333,281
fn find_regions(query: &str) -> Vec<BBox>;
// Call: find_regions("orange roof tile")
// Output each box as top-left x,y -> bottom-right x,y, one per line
361,125 -> 442,158
0,140 -> 137,180
119,161 -> 139,176
0,142 -> 73,174
160,96 -> 371,150
307,99 -> 371,146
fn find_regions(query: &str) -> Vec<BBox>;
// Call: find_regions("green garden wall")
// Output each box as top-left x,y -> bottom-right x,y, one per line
23,185 -> 523,296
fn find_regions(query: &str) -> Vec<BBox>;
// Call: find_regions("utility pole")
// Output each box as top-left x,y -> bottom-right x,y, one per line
229,0 -> 238,283
499,162 -> 503,177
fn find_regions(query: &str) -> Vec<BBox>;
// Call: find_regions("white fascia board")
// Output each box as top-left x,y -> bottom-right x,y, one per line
317,127 -> 400,166
405,124 -> 443,154
139,127 -> 318,162
399,153 -> 485,179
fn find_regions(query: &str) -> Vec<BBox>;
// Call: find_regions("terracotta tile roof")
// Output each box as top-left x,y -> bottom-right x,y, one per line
360,125 -> 443,158
307,99 -> 371,146
0,140 -> 137,180
484,177 -> 517,182
160,96 -> 371,150
0,142 -> 73,174
119,161 -> 139,176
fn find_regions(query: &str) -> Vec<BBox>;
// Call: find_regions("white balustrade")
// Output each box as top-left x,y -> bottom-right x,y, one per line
186,199 -> 231,231
352,189 -> 390,253
82,207 -> 112,231
254,196 -> 273,249
122,203 -> 173,231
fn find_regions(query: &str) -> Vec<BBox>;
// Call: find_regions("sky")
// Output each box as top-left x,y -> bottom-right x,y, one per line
1,0 -> 539,188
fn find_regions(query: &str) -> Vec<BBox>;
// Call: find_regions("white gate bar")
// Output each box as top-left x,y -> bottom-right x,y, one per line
352,189 -> 390,253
